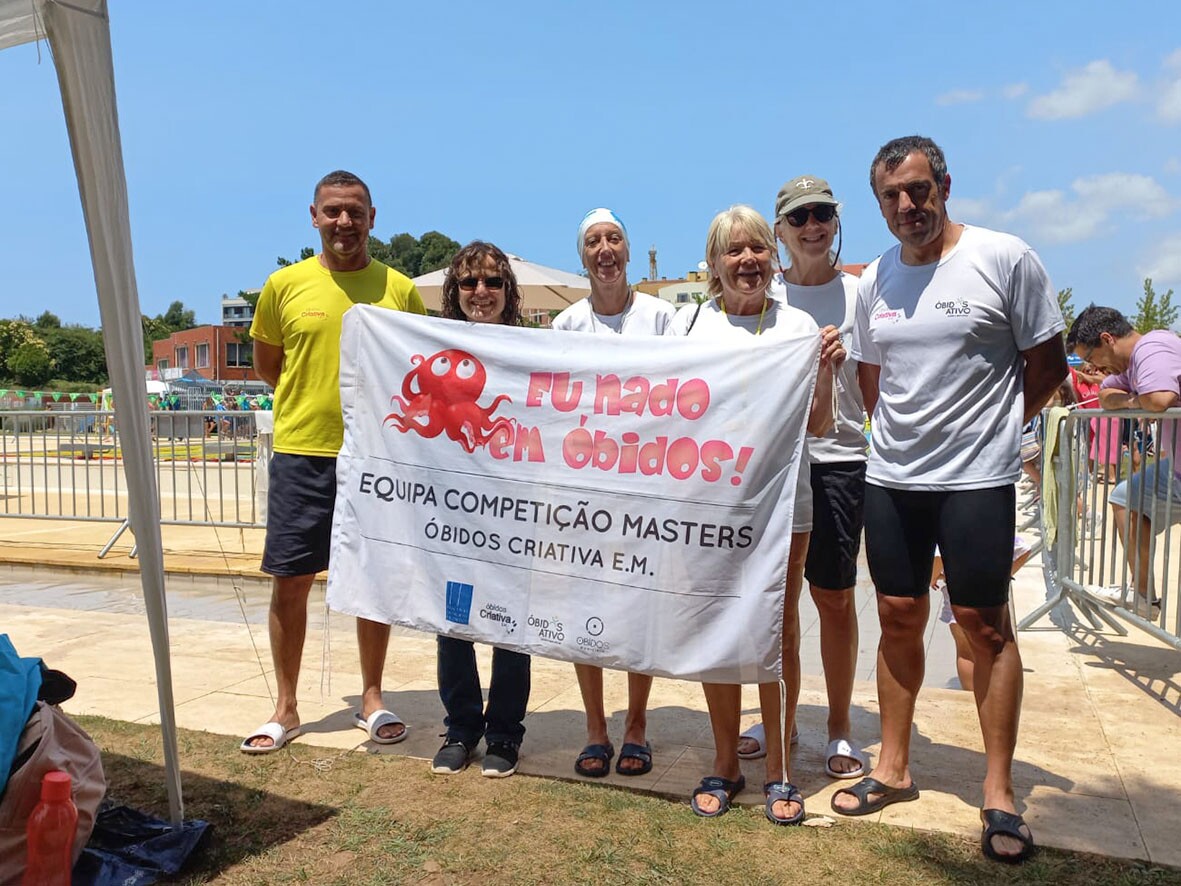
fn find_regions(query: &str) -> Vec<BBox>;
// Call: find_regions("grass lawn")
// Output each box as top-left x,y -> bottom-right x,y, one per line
79,717 -> 1179,886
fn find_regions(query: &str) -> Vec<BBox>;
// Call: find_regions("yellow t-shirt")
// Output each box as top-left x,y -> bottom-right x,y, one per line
250,256 -> 425,456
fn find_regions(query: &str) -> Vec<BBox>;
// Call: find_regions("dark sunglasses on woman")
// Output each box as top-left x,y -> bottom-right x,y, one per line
783,204 -> 837,227
457,276 -> 505,291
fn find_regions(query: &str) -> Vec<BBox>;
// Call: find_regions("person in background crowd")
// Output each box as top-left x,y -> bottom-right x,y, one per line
1066,305 -> 1179,621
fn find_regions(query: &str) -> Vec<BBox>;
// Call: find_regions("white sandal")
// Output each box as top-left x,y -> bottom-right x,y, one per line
354,709 -> 407,745
737,722 -> 799,760
240,722 -> 301,755
824,737 -> 868,779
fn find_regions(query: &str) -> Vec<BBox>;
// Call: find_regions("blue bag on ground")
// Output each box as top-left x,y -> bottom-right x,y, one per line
74,803 -> 208,885
0,634 -> 42,795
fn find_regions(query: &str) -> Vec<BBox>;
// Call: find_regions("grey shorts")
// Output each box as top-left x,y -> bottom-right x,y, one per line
261,453 -> 337,576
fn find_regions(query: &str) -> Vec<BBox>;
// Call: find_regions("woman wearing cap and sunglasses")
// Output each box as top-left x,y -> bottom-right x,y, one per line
762,176 -> 870,782
667,205 -> 845,825
430,241 -> 532,778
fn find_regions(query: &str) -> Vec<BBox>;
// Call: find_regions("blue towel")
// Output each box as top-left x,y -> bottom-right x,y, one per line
0,634 -> 43,795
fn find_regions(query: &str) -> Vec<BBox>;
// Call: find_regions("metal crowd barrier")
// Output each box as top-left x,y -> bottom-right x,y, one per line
1022,406 -> 1181,651
0,409 -> 270,555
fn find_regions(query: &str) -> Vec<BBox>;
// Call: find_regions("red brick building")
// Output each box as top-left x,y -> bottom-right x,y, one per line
151,326 -> 259,383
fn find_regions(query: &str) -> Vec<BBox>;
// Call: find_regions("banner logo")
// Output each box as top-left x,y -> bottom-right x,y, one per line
445,580 -> 474,624
385,349 -> 513,453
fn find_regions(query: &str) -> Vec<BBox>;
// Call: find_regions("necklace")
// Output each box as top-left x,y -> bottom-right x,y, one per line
718,295 -> 769,335
589,289 -> 634,334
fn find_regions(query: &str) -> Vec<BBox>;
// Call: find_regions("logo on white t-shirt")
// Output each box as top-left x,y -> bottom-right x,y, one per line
873,309 -> 904,324
934,300 -> 971,317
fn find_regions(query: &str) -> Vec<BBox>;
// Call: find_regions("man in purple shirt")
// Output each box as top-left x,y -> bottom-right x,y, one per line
1066,305 -> 1181,618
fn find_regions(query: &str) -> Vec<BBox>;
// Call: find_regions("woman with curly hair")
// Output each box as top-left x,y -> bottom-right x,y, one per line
431,240 -> 531,778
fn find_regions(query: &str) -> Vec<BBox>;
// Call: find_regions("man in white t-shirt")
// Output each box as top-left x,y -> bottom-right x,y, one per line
552,208 -> 675,780
837,136 -> 1067,865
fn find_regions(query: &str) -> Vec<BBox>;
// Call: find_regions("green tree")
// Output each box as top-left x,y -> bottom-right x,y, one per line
42,325 -> 108,385
1133,278 -> 1178,333
276,247 -> 315,268
35,311 -> 61,329
1057,287 -> 1075,332
161,300 -> 197,330
418,231 -> 461,275
141,300 -> 199,362
278,232 -> 460,278
379,233 -> 424,276
0,319 -> 43,381
7,340 -> 55,387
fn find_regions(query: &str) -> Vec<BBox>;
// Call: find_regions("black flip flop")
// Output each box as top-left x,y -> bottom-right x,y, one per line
690,774 -> 746,818
574,742 -> 615,778
615,741 -> 652,776
981,808 -> 1036,864
764,781 -> 805,826
830,776 -> 919,816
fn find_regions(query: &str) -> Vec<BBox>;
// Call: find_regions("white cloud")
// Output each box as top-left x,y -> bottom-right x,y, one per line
1026,60 -> 1139,120
1139,238 -> 1181,293
935,89 -> 985,106
1140,233 -> 1181,286
1165,48 -> 1181,71
991,173 -> 1174,244
1002,82 -> 1029,100
1159,78 -> 1181,122
948,197 -> 993,223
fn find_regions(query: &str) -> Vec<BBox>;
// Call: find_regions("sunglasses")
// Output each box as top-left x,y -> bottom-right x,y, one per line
457,275 -> 505,291
783,204 -> 837,227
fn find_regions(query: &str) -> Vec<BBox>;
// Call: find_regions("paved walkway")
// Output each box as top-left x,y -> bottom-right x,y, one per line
1,513 -> 1178,866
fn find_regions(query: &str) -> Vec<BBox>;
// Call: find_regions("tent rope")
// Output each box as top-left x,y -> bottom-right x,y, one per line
188,452 -> 349,771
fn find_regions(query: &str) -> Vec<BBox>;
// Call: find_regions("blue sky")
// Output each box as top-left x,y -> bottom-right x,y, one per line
2,0 -> 1180,327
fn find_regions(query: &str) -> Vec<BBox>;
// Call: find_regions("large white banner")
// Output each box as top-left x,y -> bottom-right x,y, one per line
328,308 -> 818,684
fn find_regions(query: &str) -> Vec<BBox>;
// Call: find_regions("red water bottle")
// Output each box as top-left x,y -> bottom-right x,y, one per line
22,770 -> 77,886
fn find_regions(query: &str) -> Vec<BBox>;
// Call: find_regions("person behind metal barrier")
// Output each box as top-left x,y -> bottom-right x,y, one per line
430,241 -> 532,778
666,205 -> 844,825
552,209 -> 675,781
240,170 -> 426,754
839,136 -> 1066,865
1066,304 -> 1180,620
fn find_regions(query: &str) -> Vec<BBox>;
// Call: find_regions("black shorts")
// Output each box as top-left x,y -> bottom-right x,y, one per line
804,461 -> 866,590
863,483 -> 1015,609
261,453 -> 337,577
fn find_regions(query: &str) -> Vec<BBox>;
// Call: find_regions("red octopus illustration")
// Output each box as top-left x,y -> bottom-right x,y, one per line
383,349 -> 513,453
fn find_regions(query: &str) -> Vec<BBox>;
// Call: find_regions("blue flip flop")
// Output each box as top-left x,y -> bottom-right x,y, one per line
764,781 -> 805,826
574,742 -> 615,778
981,808 -> 1036,864
690,774 -> 746,818
615,741 -> 653,776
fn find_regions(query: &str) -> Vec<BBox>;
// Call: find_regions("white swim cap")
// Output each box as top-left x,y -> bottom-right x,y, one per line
577,208 -> 628,259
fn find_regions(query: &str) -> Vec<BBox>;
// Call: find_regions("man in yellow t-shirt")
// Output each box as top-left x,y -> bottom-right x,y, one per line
241,170 -> 426,753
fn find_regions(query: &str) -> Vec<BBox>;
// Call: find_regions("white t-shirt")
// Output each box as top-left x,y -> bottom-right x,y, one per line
666,296 -> 818,531
851,225 -> 1065,491
771,271 -> 867,463
552,291 -> 676,335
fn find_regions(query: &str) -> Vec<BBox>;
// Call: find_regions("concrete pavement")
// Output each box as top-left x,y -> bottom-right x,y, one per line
1,513 -> 1178,866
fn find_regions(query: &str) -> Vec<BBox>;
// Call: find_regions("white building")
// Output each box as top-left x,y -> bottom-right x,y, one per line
221,290 -> 258,328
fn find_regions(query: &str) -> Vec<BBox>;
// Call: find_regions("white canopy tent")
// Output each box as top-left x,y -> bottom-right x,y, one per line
1,0 -> 183,823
